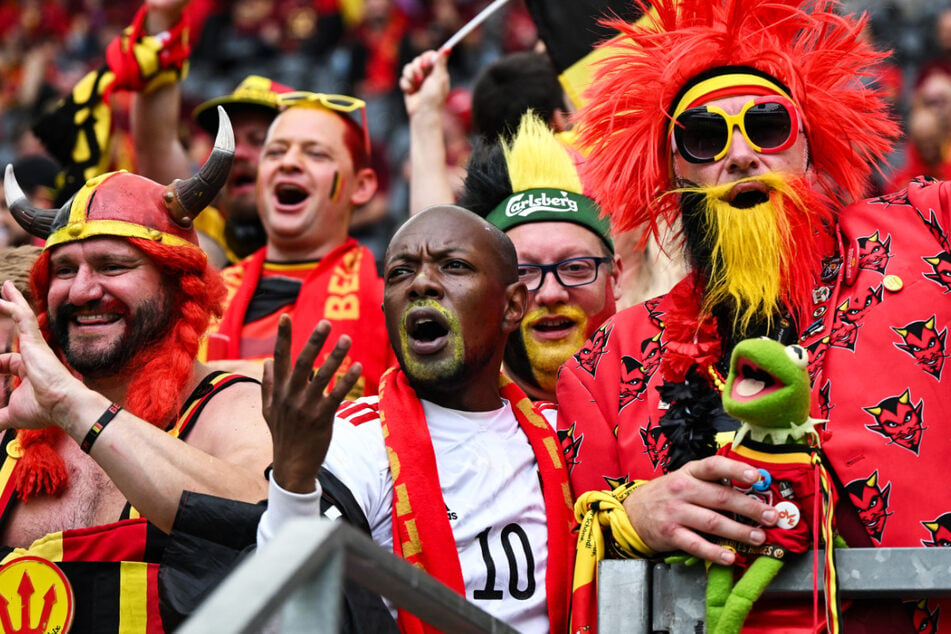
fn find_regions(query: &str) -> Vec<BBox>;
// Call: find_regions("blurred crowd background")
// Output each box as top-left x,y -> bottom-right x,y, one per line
3,0 -> 951,255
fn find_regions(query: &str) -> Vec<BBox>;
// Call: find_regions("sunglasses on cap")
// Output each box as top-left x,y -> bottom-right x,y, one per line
671,95 -> 801,164
277,91 -> 371,156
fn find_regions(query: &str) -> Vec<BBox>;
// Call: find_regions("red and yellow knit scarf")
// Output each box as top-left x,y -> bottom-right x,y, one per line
377,368 -> 574,633
211,238 -> 391,395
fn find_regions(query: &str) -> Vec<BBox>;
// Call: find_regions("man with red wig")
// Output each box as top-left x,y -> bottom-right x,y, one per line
558,0 -> 951,630
0,111 -> 271,632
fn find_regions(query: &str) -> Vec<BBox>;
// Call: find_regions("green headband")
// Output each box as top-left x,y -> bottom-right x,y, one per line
486,188 -> 614,253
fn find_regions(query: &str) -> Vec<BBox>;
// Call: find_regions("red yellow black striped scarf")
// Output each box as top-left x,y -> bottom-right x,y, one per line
0,519 -> 168,633
210,239 -> 392,395
377,368 -> 574,633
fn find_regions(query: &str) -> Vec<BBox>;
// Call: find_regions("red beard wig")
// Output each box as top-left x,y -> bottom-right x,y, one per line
14,239 -> 226,500
576,0 -> 899,244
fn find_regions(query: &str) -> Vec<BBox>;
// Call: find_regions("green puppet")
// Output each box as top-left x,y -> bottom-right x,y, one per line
706,337 -> 841,633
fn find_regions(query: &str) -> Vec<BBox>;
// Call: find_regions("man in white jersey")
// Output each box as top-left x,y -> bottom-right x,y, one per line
257,205 -> 574,633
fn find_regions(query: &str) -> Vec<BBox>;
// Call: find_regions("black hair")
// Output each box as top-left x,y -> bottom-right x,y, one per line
471,52 -> 566,142
457,138 -> 511,218
11,154 -> 59,195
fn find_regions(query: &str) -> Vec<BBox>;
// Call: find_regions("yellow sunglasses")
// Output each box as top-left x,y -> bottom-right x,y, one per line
671,96 -> 801,164
277,91 -> 371,156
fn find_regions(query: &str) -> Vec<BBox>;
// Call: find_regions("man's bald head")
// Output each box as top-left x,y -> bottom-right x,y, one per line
387,205 -> 519,285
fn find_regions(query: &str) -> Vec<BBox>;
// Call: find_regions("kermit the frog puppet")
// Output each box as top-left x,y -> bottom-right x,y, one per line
707,337 -> 841,634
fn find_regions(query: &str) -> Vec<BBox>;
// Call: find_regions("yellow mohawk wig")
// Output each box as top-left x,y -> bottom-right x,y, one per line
503,113 -> 584,193
481,112 -> 614,252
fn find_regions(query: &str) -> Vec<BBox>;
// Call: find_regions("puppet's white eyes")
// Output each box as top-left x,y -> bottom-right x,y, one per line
785,345 -> 808,369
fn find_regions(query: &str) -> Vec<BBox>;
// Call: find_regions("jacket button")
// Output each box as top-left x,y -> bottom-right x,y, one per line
883,275 -> 903,292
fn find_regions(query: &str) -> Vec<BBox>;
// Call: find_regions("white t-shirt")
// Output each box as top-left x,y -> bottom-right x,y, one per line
258,397 -> 552,634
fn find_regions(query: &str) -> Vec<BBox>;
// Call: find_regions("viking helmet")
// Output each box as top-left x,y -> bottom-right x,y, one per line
5,106 -> 234,251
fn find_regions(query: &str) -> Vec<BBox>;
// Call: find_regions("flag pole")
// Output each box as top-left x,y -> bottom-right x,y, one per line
439,0 -> 516,55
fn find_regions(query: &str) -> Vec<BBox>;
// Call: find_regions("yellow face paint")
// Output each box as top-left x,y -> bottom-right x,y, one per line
398,298 -> 464,382
519,304 -> 588,392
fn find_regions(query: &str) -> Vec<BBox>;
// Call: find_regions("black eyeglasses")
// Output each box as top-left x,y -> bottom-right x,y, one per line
517,256 -> 612,292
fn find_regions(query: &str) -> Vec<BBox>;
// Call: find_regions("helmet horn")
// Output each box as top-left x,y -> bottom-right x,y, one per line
4,164 -> 58,239
163,105 -> 235,227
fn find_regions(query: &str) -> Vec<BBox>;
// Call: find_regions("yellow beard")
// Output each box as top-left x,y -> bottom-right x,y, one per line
681,174 -> 809,334
520,305 -> 588,393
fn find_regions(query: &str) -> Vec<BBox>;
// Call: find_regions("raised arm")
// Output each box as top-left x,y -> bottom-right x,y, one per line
256,316 -> 364,546
400,50 -> 456,214
0,280 -> 270,533
131,0 -> 193,185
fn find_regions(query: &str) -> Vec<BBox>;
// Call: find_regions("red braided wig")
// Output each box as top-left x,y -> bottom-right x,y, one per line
16,240 -> 225,500
576,0 -> 899,242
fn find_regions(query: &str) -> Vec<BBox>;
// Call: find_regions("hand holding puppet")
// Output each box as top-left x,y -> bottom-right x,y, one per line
707,337 -> 841,633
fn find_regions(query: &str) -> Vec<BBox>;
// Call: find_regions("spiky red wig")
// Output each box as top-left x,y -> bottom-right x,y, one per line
576,0 -> 899,241
15,239 -> 226,500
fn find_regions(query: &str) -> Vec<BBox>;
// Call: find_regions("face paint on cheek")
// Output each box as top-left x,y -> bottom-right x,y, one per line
519,305 -> 588,392
398,298 -> 465,382
329,171 -> 342,202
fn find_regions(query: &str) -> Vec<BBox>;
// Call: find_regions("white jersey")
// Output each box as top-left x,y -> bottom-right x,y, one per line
258,397 -> 552,634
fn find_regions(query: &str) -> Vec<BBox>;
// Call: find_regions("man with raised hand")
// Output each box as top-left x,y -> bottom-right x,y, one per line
0,112 -> 270,632
258,206 -> 574,634
131,0 -> 295,264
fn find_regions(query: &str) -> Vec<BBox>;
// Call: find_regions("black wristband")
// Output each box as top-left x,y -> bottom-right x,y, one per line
80,403 -> 122,453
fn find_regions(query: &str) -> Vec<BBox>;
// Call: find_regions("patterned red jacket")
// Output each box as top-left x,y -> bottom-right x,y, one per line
558,177 -> 951,632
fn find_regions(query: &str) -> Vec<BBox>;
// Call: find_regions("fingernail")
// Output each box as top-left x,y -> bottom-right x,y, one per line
719,550 -> 735,564
749,529 -> 765,544
761,508 -> 778,524
743,469 -> 758,482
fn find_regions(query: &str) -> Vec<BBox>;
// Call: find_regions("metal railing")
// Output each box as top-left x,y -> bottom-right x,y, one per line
597,548 -> 951,633
178,517 -> 517,634
180,515 -> 951,634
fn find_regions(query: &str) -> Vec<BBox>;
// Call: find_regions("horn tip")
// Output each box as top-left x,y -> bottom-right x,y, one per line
215,106 -> 235,154
4,164 -> 27,209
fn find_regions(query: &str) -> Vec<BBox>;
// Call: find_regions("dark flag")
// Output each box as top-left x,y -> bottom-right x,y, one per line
524,0 -> 647,107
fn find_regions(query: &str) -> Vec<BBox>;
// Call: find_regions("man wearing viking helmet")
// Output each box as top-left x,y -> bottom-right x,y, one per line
0,109 -> 271,632
558,0 -> 951,630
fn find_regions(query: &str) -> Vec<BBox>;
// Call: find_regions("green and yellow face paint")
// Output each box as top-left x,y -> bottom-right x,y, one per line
398,298 -> 464,382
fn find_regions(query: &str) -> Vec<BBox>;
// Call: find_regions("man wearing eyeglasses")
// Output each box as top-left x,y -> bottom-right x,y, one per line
557,0 -> 951,631
205,95 -> 396,397
458,113 -> 620,403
